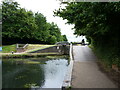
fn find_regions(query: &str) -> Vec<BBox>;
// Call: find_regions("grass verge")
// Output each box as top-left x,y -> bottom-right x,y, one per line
97,61 -> 120,88
89,45 -> 120,87
2,44 -> 16,53
26,45 -> 56,53
26,44 -> 46,51
89,45 -> 120,68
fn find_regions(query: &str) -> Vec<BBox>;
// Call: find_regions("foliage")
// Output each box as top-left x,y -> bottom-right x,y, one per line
48,35 -> 57,44
2,44 -> 16,53
0,5 -> 1,20
62,35 -> 68,41
54,2 -> 120,67
0,4 -> 2,46
2,0 -> 68,45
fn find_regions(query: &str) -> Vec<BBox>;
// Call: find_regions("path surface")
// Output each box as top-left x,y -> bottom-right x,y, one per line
71,45 -> 118,88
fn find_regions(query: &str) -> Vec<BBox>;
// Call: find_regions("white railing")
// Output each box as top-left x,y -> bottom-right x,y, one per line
16,44 -> 28,52
23,44 -> 28,48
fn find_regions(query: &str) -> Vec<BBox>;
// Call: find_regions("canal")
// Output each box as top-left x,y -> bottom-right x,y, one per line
2,56 -> 69,88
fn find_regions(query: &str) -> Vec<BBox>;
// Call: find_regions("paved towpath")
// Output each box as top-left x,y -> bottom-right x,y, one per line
71,45 -> 118,88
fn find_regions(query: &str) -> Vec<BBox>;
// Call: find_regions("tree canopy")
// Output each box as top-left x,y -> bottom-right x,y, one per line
62,35 -> 68,41
2,0 -> 68,45
54,2 -> 120,67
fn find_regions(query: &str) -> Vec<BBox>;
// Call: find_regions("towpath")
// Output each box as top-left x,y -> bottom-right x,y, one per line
71,45 -> 118,88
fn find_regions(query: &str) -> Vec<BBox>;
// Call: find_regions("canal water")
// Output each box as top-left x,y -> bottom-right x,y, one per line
2,56 -> 69,88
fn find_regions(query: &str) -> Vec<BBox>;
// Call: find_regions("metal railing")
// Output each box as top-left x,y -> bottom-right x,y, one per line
16,44 -> 28,53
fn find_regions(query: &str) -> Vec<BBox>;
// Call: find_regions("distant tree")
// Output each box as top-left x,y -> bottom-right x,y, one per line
2,0 -> 37,44
34,13 -> 50,42
62,35 -> 68,41
2,0 -> 64,44
49,35 -> 57,44
48,22 -> 62,42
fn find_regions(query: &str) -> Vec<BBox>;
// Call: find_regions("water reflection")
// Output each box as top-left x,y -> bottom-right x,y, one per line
2,56 -> 68,88
3,60 -> 45,88
42,59 -> 67,88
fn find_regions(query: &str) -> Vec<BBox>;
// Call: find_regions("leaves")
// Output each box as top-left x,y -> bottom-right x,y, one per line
2,0 -> 67,44
54,2 -> 120,67
54,2 -> 120,44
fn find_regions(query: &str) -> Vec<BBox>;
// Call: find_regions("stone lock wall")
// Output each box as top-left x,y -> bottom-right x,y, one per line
30,45 -> 70,55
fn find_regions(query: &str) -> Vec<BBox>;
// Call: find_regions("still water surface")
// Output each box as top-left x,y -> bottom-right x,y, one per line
2,56 -> 69,88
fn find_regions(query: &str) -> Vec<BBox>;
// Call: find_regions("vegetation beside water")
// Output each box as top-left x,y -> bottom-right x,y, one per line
2,44 -> 16,53
2,44 -> 56,53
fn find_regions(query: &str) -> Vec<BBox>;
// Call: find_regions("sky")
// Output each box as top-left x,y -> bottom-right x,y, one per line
1,0 -> 86,42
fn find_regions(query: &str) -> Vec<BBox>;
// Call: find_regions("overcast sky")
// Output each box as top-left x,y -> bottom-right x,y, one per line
1,0 -> 86,42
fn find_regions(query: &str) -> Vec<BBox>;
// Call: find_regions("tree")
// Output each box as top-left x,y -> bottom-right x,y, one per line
54,2 -> 120,46
62,35 -> 68,41
34,13 -> 50,42
2,0 -> 37,44
2,0 -> 64,45
49,35 -> 57,44
54,2 -> 120,67
48,22 -> 63,42
2,0 -> 20,39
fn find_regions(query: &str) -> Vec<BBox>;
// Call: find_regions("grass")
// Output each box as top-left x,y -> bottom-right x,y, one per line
2,53 -> 62,59
2,44 -> 56,53
2,44 -> 16,53
89,45 -> 120,68
25,61 -> 41,64
46,55 -> 69,59
26,44 -> 45,51
26,44 -> 56,53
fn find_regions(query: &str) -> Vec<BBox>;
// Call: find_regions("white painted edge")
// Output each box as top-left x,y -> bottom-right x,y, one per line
62,44 -> 74,88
